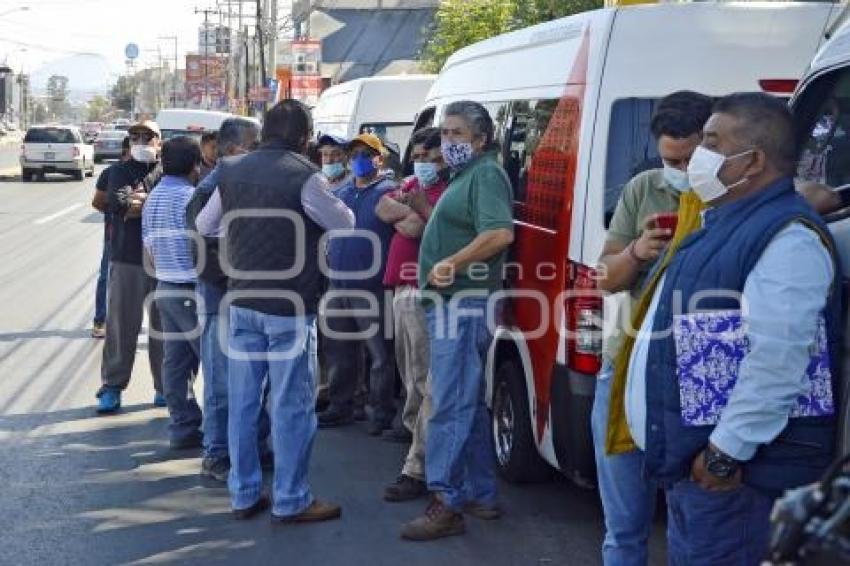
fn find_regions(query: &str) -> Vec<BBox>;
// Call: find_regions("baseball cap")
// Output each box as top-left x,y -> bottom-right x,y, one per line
318,133 -> 347,147
128,120 -> 161,138
347,133 -> 386,156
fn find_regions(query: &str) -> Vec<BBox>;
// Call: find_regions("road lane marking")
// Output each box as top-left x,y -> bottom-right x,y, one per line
34,204 -> 82,225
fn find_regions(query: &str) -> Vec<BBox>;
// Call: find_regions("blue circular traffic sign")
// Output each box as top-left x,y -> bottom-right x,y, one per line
125,43 -> 139,60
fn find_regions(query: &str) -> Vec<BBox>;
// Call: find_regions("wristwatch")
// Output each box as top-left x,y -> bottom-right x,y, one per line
703,446 -> 740,479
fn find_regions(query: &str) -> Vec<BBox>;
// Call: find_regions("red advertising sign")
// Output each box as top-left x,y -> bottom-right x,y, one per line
185,54 -> 227,106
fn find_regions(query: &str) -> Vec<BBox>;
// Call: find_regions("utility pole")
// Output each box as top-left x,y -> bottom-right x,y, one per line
195,6 -> 222,109
159,35 -> 179,107
256,0 -> 267,112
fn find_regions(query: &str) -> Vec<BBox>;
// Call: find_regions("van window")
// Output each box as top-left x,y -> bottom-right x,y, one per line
25,127 -> 77,144
797,69 -> 850,188
484,102 -> 510,166
505,99 -> 560,202
604,98 -> 662,222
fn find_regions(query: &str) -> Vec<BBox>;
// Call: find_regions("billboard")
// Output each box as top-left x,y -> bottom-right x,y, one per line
185,54 -> 227,107
290,75 -> 323,107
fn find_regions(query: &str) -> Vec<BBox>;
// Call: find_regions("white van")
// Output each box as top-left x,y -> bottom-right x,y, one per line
415,2 -> 844,487
312,75 -> 436,152
791,16 -> 850,457
155,108 -> 248,141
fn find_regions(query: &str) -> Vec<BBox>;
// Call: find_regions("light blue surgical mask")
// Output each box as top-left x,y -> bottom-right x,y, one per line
663,165 -> 690,192
413,161 -> 440,187
322,162 -> 345,180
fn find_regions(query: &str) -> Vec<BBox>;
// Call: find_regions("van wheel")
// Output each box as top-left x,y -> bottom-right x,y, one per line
21,169 -> 32,182
491,359 -> 552,483
73,169 -> 84,181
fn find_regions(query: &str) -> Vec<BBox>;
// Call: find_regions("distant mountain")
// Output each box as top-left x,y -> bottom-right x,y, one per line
30,54 -> 118,101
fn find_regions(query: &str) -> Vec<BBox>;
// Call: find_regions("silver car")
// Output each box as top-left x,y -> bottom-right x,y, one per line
93,130 -> 127,162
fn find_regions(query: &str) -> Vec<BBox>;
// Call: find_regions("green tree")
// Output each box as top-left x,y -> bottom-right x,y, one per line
46,75 -> 70,120
87,95 -> 111,122
33,101 -> 48,124
421,0 -> 602,73
110,76 -> 133,113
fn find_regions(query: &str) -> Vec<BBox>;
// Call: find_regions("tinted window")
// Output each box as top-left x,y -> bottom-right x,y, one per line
504,99 -> 559,202
25,128 -> 77,144
482,101 -> 510,166
797,69 -> 850,188
603,98 -> 663,221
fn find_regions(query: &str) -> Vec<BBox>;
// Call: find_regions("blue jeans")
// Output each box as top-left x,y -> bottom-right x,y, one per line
425,296 -> 496,511
591,359 -> 657,566
667,480 -> 775,565
227,306 -> 318,516
155,282 -> 203,443
94,223 -> 111,324
198,282 -> 272,460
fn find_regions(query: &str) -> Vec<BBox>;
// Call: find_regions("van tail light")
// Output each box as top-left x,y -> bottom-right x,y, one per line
567,262 -> 603,375
759,79 -> 798,95
73,146 -> 80,158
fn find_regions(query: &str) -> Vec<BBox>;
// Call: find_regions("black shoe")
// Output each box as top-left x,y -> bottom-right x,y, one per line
384,474 -> 427,502
170,432 -> 203,450
382,427 -> 413,444
200,456 -> 229,483
233,495 -> 270,520
318,407 -> 354,428
367,419 -> 392,437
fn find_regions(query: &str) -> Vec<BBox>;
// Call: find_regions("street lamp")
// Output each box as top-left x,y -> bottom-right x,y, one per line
0,6 -> 30,18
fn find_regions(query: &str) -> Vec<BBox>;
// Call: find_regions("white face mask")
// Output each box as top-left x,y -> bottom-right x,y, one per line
687,146 -> 753,203
662,165 -> 690,192
131,144 -> 158,164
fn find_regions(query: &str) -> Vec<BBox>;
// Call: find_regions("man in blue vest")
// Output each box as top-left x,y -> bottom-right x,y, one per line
628,92 -> 841,564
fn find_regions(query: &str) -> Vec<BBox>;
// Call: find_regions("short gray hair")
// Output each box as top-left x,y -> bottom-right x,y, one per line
218,117 -> 260,157
444,100 -> 495,146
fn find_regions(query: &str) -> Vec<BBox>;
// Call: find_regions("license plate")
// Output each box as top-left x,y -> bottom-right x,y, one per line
44,152 -> 55,160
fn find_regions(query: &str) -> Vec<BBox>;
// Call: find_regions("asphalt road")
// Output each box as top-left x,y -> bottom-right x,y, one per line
0,168 -> 666,566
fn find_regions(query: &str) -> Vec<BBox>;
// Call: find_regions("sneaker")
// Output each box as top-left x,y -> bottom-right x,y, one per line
382,426 -> 413,444
353,406 -> 367,422
401,496 -> 465,541
153,392 -> 167,407
91,322 -> 106,339
170,431 -> 203,450
384,475 -> 427,502
271,500 -> 341,524
463,501 -> 503,520
367,419 -> 392,437
317,407 -> 354,428
233,495 -> 270,520
200,457 -> 230,483
96,390 -> 121,414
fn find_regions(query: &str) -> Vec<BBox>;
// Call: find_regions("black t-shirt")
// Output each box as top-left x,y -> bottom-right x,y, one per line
95,166 -> 111,192
107,159 -> 160,265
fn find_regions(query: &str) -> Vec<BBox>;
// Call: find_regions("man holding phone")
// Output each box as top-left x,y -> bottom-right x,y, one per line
593,92 -> 714,566
95,120 -> 166,414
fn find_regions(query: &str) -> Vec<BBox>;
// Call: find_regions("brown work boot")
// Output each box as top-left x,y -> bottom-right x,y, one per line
233,495 -> 270,520
463,501 -> 503,520
401,495 -> 465,541
384,474 -> 427,502
271,500 -> 342,524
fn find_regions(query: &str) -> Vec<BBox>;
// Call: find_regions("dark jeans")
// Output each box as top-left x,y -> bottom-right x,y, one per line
155,281 -> 202,443
323,288 -> 396,424
94,222 -> 111,325
198,281 -> 271,460
666,480 -> 775,565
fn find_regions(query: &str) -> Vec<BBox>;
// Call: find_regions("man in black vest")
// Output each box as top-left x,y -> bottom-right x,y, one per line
217,100 -> 354,522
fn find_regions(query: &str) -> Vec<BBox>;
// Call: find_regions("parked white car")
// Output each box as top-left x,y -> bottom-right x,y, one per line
20,125 -> 95,181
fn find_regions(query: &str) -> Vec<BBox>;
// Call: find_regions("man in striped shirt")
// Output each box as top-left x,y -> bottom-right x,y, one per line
142,136 -> 204,449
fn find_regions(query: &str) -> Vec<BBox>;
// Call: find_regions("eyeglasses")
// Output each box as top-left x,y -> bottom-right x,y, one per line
130,132 -> 155,143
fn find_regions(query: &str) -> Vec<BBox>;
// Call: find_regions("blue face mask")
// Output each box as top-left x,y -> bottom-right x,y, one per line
413,161 -> 440,187
322,162 -> 345,180
350,154 -> 377,178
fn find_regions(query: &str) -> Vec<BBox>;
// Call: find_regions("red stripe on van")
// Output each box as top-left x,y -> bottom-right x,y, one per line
509,28 -> 590,443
